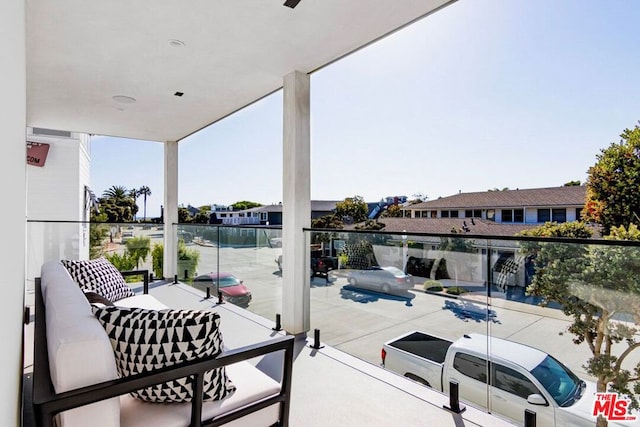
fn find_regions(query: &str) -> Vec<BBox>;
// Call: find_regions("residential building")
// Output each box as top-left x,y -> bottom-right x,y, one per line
249,200 -> 341,225
403,186 -> 586,224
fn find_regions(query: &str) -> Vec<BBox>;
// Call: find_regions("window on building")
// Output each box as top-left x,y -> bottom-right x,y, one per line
220,213 -> 227,218
453,353 -> 488,384
465,209 -> 482,218
575,207 -> 583,221
430,211 -> 437,218
502,209 -> 524,223
514,209 -> 524,222
537,209 -> 550,223
441,211 -> 450,218
450,210 -> 459,218
552,208 -> 567,222
486,210 -> 495,221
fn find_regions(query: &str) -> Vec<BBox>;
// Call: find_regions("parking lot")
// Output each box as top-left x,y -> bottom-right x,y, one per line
182,245 -> 640,384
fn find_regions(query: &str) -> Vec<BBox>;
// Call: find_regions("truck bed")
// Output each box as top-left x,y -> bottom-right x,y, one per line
387,332 -> 452,364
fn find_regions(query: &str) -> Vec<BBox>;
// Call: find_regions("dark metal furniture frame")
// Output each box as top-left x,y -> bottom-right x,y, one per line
32,275 -> 294,427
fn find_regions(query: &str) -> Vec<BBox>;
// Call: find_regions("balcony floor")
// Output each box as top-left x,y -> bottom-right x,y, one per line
23,280 -> 514,427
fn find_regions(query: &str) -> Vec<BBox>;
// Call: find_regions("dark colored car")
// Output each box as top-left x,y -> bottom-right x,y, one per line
346,266 -> 414,294
192,272 -> 252,307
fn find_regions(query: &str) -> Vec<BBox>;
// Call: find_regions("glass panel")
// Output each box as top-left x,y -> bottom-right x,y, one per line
26,221 -> 640,424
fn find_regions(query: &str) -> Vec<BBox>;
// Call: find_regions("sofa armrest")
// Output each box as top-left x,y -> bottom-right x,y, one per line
120,269 -> 149,294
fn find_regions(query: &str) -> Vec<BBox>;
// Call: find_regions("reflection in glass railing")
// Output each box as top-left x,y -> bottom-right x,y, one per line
307,229 -> 640,426
177,225 -> 283,316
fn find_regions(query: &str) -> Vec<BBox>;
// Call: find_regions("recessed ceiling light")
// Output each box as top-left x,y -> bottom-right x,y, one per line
168,39 -> 185,48
112,95 -> 136,104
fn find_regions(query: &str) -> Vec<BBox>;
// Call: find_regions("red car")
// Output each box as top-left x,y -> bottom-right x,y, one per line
193,272 -> 252,307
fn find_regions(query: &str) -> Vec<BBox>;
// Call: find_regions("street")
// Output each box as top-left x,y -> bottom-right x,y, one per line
117,229 -> 639,385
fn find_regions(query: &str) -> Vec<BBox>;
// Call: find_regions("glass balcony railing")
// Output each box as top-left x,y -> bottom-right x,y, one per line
25,221 -> 640,426
306,228 -> 640,426
175,224 -> 283,315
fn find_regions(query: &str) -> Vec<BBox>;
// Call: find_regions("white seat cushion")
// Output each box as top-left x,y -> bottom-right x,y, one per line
120,361 -> 281,427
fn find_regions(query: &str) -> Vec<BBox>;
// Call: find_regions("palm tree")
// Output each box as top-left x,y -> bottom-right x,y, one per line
129,188 -> 138,220
137,186 -> 152,221
102,185 -> 128,200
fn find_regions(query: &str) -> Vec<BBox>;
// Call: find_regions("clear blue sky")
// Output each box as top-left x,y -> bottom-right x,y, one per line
91,0 -> 640,219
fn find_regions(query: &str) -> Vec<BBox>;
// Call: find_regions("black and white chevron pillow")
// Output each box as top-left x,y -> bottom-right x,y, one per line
92,306 -> 236,403
61,257 -> 135,301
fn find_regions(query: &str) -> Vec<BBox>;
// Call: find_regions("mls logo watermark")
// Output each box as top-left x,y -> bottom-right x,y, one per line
592,393 -> 637,422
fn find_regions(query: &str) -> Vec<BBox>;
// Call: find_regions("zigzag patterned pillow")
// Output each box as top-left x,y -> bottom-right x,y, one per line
61,257 -> 135,301
92,306 -> 236,403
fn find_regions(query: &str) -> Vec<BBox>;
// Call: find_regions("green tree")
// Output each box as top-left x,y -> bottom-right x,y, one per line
104,251 -> 137,273
192,211 -> 210,224
231,200 -> 262,210
137,186 -> 152,221
584,124 -> 640,234
151,240 -> 200,280
310,214 -> 343,245
125,235 -> 151,269
381,204 -> 403,218
99,185 -> 138,222
89,224 -> 110,258
103,185 -> 129,200
311,214 -> 344,229
519,222 -> 640,426
564,180 -> 581,186
335,195 -> 368,223
178,207 -> 192,223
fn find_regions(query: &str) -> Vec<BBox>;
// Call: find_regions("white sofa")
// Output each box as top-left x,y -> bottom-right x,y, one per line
32,261 -> 293,427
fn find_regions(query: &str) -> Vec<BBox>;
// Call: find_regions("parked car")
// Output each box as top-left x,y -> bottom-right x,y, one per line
192,272 -> 252,307
380,331 -> 626,427
346,266 -> 413,294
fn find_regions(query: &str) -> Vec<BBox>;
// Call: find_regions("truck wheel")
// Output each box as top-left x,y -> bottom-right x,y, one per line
404,373 -> 430,387
348,277 -> 357,286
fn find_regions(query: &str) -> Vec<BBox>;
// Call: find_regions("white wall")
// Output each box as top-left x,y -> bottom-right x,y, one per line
26,129 -> 91,283
1,1 -> 26,424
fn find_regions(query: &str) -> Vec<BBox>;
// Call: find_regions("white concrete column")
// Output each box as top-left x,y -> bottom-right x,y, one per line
1,0 -> 25,424
282,71 -> 311,335
163,141 -> 179,279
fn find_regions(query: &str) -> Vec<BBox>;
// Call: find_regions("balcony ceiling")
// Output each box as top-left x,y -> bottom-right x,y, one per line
26,0 -> 454,142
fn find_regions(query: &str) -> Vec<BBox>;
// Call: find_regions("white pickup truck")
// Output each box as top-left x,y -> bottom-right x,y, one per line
381,331 -> 625,427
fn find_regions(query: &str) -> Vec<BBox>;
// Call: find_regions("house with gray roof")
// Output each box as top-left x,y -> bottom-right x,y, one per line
402,185 -> 586,224
233,200 -> 341,226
